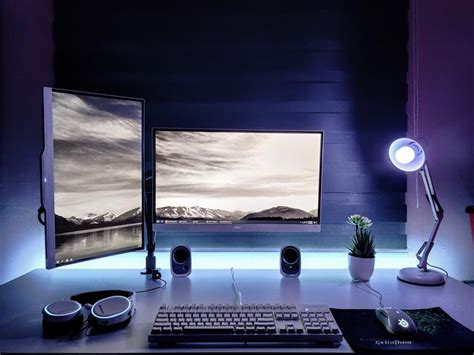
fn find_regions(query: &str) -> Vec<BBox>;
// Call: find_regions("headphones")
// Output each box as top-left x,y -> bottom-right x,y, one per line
42,290 -> 136,336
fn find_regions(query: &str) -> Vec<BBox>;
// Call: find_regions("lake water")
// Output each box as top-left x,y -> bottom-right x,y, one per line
55,224 -> 142,262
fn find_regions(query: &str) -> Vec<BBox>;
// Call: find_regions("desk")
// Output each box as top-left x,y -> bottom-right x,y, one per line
0,269 -> 473,353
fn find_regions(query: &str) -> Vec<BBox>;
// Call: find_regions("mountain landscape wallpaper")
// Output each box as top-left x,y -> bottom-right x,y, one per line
52,92 -> 143,260
155,131 -> 322,223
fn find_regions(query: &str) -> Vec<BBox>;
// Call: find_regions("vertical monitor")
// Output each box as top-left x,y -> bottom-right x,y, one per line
42,88 -> 144,268
153,129 -> 323,235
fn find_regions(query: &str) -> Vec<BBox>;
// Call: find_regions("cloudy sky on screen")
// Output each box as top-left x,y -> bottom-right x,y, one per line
155,131 -> 321,213
52,92 -> 141,218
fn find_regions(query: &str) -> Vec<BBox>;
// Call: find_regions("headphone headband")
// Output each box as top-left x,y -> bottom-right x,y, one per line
70,290 -> 135,305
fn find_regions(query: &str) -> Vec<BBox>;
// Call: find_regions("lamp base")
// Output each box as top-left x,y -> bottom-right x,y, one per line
397,267 -> 445,286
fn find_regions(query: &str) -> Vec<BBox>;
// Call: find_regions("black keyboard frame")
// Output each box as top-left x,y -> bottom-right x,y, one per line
148,304 -> 343,345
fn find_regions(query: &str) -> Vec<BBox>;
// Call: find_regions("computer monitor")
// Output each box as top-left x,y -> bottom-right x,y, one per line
153,129 -> 323,236
41,88 -> 144,268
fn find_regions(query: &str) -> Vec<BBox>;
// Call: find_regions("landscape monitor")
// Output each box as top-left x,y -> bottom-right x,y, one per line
42,88 -> 144,268
153,129 -> 323,237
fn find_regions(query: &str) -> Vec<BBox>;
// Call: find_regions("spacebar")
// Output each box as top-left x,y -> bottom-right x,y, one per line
183,326 -> 235,334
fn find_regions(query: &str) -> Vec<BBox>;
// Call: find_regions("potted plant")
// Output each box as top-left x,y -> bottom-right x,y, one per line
347,214 -> 376,281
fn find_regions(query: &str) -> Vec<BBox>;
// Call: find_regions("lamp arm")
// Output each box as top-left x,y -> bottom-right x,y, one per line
416,162 -> 444,271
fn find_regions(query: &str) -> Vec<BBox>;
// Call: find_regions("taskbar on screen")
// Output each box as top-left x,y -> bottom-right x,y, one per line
155,219 -> 318,225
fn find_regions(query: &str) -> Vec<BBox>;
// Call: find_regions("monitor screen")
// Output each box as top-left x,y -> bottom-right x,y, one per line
153,129 -> 323,233
42,88 -> 144,268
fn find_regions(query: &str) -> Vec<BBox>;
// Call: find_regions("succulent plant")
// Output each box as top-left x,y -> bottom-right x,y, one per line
346,214 -> 373,230
347,214 -> 376,258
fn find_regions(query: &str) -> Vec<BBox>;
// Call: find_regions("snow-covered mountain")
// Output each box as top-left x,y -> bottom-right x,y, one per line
66,216 -> 83,225
242,206 -> 315,220
67,212 -> 117,224
155,206 -> 315,221
156,206 -> 247,220
57,207 -> 141,234
114,207 -> 142,223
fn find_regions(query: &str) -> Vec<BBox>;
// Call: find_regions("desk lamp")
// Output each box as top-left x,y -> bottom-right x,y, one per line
389,138 -> 445,286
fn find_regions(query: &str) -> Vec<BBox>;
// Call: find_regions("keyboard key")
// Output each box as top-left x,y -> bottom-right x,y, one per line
183,326 -> 234,334
155,322 -> 171,328
172,327 -> 182,334
306,326 -> 322,334
151,327 -> 161,334
162,327 -> 172,334
236,326 -> 245,334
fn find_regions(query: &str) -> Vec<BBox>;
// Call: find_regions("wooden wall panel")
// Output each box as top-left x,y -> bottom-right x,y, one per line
53,0 -> 408,250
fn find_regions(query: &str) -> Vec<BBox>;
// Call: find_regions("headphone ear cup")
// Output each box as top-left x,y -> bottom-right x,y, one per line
42,300 -> 84,337
87,295 -> 133,333
87,315 -> 132,335
42,313 -> 84,337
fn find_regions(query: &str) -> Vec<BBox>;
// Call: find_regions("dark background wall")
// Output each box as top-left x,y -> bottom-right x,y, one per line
406,0 -> 474,280
52,0 -> 409,249
0,1 -> 412,284
2,0 -> 472,283
0,0 -> 54,284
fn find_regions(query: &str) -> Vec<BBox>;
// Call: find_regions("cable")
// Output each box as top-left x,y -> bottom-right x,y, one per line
412,0 -> 421,209
353,281 -> 384,308
231,267 -> 243,306
427,262 -> 449,280
353,282 -> 381,305
135,278 -> 167,294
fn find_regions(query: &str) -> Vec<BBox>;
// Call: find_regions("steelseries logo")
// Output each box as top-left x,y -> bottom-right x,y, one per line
374,339 -> 413,346
398,318 -> 409,328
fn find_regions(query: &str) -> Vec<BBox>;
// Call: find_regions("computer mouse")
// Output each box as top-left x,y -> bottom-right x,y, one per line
375,307 -> 417,335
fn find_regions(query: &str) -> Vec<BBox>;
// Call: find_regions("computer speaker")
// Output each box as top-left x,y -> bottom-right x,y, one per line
171,245 -> 192,277
280,246 -> 301,277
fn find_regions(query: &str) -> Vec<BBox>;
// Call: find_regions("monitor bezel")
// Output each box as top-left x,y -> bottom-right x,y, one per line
152,128 -> 324,234
42,87 -> 145,269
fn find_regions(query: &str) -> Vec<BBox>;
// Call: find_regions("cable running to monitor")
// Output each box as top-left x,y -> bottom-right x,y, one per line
231,267 -> 243,306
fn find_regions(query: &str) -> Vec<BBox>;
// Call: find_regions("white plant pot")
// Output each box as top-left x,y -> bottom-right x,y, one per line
348,254 -> 375,281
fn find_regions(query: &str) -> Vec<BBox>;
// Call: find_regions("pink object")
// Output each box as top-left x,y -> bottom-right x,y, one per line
470,214 -> 474,243
466,207 -> 474,246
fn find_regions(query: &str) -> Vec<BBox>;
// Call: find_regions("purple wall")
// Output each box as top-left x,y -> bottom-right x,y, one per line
407,0 -> 474,280
0,0 -> 54,284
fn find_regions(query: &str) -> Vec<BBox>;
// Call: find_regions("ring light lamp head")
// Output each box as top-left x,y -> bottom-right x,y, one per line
389,138 -> 425,172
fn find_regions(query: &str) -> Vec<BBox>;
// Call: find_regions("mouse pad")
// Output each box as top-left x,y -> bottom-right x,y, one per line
330,307 -> 474,352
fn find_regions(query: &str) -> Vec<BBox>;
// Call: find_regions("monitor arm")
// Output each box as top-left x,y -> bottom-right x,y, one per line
415,162 -> 444,271
141,173 -> 161,280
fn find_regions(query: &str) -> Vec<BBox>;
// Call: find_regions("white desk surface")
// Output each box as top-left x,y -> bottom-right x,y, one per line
0,268 -> 473,353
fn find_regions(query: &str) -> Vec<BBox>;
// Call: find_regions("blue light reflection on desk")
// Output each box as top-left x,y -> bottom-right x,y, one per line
62,251 -> 410,270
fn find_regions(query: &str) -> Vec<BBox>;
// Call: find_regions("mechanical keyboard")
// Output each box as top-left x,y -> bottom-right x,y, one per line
148,304 -> 343,344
